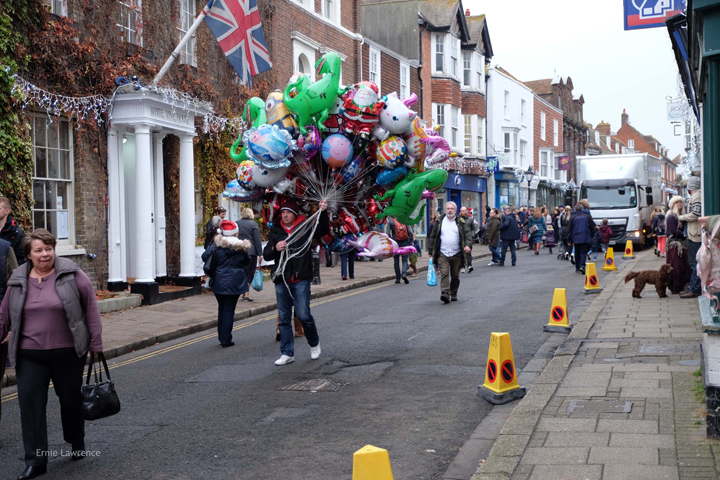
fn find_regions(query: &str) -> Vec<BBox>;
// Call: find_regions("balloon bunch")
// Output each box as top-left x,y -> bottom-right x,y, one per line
223,52 -> 450,258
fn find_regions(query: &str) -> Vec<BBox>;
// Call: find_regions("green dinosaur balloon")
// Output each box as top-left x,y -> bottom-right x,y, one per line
230,97 -> 267,163
374,169 -> 448,225
283,52 -> 344,136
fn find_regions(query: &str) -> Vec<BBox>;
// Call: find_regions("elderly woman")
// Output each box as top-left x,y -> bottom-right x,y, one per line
666,196 -> 692,294
237,208 -> 263,302
0,229 -> 103,480
202,220 -> 251,348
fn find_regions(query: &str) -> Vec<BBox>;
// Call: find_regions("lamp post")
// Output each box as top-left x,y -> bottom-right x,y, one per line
525,166 -> 535,207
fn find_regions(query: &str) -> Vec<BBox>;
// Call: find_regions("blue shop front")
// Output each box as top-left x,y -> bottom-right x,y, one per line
494,171 -> 520,209
433,173 -> 487,223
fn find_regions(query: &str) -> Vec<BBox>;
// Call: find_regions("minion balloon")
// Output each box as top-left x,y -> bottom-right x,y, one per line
265,90 -> 298,137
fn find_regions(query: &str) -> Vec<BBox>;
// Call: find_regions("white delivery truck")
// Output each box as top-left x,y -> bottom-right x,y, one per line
577,154 -> 662,249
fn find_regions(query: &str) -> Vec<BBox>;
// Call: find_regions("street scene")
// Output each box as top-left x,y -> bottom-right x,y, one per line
1,0 -> 720,479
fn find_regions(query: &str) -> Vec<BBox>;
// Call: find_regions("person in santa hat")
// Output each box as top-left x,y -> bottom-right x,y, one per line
263,198 -> 329,366
201,220 -> 251,348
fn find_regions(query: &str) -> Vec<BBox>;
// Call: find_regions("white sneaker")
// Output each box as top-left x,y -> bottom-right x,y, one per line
460,268 -> 466,273
310,344 -> 321,360
487,262 -> 495,266
275,355 -> 295,366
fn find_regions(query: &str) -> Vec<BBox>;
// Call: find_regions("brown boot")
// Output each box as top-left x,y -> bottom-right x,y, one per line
294,315 -> 305,337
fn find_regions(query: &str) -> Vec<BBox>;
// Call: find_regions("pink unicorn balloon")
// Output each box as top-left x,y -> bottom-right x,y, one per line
348,232 -> 417,259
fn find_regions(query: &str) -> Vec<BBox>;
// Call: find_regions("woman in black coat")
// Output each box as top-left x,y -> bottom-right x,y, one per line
237,208 -> 263,301
202,220 -> 250,348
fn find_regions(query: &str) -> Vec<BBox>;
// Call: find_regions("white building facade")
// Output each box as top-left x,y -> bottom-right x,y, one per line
486,67 -> 535,208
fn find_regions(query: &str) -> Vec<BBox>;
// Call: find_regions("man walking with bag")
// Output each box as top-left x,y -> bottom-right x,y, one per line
428,202 -> 473,304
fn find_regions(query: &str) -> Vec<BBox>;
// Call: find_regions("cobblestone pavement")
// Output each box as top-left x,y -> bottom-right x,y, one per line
471,251 -> 720,480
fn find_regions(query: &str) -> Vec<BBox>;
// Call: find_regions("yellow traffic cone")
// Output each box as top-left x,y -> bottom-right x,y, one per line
584,262 -> 602,294
477,332 -> 526,404
353,445 -> 394,480
623,240 -> 635,259
544,288 -> 572,333
602,247 -> 618,271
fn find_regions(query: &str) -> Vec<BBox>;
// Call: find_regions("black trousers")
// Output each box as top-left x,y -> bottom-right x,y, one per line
16,348 -> 87,466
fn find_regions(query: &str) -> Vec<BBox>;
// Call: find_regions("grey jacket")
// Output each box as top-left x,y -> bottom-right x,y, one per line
5,257 -> 90,367
237,218 -> 263,257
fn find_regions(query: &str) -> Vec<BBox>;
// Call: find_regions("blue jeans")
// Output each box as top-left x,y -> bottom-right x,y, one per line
394,253 -> 408,279
275,280 -> 319,357
215,294 -> 239,345
341,252 -> 354,278
488,245 -> 499,263
500,240 -> 516,265
688,240 -> 701,293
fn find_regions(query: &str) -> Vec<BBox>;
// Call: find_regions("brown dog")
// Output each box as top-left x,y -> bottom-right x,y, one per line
624,264 -> 673,298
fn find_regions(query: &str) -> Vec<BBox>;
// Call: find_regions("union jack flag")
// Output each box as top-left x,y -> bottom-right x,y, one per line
203,0 -> 272,86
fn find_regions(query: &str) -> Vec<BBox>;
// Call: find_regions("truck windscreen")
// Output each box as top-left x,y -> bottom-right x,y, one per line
580,185 -> 637,209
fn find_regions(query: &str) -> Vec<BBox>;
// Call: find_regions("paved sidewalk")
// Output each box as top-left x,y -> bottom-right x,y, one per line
471,251 -> 718,480
2,248 -> 493,389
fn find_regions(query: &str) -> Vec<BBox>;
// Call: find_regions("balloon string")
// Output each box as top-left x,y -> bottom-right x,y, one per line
272,209 -> 322,299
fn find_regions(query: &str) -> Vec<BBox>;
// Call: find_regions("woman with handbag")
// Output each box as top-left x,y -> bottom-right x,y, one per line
237,208 -> 263,302
202,220 -> 251,348
0,229 -> 103,480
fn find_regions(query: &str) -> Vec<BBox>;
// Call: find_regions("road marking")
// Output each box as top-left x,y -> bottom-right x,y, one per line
407,333 -> 423,341
2,282 -> 389,404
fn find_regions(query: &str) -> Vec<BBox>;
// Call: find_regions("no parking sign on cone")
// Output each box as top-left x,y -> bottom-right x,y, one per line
543,288 -> 572,333
584,262 -> 602,294
602,247 -> 618,271
477,332 -> 526,405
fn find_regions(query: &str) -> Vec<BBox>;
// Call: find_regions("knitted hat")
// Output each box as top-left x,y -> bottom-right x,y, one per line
219,220 -> 238,236
687,176 -> 701,191
280,199 -> 300,216
668,195 -> 683,211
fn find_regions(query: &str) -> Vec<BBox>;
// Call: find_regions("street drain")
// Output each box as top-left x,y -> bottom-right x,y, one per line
279,379 -> 340,392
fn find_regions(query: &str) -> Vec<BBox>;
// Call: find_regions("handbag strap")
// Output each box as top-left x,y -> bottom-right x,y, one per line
85,352 -> 111,385
711,220 -> 720,242
98,352 -> 112,381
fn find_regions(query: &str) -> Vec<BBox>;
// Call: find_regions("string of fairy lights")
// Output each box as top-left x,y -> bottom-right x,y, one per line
6,69 -> 242,135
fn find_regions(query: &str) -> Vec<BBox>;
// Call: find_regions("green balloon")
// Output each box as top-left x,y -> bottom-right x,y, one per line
375,169 -> 448,225
230,97 -> 267,163
283,52 -> 345,136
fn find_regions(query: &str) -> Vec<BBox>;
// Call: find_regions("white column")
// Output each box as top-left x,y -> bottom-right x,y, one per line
153,133 -> 167,277
117,128 -> 128,280
107,128 -> 124,282
133,124 -> 155,283
179,133 -> 196,277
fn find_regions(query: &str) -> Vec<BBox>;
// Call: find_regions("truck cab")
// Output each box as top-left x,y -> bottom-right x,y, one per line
578,154 -> 661,249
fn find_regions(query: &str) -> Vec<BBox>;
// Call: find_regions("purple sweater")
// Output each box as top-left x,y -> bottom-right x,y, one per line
0,270 -> 103,351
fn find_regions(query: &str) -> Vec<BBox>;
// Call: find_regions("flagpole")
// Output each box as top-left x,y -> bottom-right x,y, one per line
152,0 -> 215,87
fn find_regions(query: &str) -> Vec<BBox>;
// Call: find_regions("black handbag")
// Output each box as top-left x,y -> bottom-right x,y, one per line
203,245 -> 216,276
81,352 -> 121,421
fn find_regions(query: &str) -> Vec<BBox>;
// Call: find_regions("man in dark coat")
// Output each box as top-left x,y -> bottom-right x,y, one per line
0,197 -> 25,265
567,203 -> 597,274
485,208 -> 501,265
498,207 -> 521,266
204,207 -> 226,249
263,199 -> 329,366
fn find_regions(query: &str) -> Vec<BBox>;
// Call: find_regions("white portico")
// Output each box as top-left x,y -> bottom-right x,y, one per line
106,90 -> 210,297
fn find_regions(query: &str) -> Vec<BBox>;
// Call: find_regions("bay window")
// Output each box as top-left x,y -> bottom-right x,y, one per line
464,115 -> 472,154
434,35 -> 444,73
463,52 -> 472,87
451,106 -> 459,148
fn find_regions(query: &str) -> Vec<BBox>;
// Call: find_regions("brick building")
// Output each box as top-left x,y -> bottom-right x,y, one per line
530,94 -> 564,207
36,0 -> 422,302
524,76 -> 587,204
419,1 -> 493,222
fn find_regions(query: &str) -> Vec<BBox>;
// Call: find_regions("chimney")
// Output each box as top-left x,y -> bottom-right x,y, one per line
621,109 -> 629,126
596,121 -> 611,137
465,8 -> 470,16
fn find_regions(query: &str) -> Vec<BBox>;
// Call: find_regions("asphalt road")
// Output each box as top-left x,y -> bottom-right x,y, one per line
0,247 -> 618,480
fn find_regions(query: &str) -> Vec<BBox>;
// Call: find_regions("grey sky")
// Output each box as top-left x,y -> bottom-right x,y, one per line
466,0 -> 685,158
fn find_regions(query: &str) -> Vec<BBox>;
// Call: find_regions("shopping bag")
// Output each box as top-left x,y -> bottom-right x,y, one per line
251,269 -> 264,292
427,259 -> 437,286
